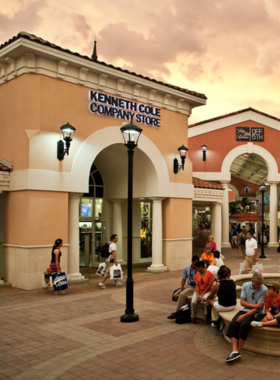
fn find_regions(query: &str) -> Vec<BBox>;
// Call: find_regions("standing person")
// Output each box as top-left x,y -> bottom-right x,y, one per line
167,255 -> 199,320
207,235 -> 217,252
237,227 -> 246,259
244,231 -> 258,274
191,261 -> 214,324
231,225 -> 238,248
46,238 -> 66,295
225,272 -> 267,363
98,234 -> 122,289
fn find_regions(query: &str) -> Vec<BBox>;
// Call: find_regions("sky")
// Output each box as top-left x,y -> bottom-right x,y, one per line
1,0 -> 280,123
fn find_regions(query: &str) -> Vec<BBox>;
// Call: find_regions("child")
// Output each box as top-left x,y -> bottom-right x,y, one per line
201,245 -> 214,265
251,281 -> 280,327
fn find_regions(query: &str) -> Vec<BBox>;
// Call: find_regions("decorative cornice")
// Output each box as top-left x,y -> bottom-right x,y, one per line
0,38 -> 206,116
194,188 -> 224,200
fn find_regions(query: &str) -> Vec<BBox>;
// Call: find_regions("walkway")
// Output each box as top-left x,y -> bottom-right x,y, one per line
1,246 -> 280,380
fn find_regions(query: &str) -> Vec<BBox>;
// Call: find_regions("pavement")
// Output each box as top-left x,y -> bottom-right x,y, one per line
1,245 -> 280,380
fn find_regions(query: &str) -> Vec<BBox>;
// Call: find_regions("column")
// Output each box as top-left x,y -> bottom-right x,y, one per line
68,193 -> 87,283
147,198 -> 168,272
221,181 -> 231,248
268,182 -> 278,247
212,202 -> 222,253
112,200 -> 125,263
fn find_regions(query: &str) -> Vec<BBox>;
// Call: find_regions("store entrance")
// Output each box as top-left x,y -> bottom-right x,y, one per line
79,163 -> 105,268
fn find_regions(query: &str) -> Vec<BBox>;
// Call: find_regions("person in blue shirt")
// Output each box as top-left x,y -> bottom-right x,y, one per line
225,272 -> 267,363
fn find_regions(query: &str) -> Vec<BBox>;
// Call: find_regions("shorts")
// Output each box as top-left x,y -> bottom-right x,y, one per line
50,262 -> 60,272
104,260 -> 114,276
244,255 -> 255,271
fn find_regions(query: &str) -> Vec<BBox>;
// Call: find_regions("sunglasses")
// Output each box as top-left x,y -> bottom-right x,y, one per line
252,291 -> 256,300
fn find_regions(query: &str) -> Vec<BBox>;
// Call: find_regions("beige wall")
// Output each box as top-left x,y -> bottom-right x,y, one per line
162,198 -> 192,239
5,190 -> 68,245
0,74 -> 192,186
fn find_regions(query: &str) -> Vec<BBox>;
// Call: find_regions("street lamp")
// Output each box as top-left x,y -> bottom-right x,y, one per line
259,183 -> 267,258
120,122 -> 142,323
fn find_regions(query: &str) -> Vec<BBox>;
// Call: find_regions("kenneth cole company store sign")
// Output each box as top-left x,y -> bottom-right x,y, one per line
89,91 -> 161,127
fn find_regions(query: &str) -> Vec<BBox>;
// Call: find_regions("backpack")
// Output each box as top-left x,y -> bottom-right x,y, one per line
100,242 -> 112,258
175,304 -> 191,324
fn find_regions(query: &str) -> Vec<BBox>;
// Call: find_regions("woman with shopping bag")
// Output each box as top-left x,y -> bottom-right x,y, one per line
98,234 -> 123,289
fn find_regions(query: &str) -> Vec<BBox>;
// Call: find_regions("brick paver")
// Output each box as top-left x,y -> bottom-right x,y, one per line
1,246 -> 280,379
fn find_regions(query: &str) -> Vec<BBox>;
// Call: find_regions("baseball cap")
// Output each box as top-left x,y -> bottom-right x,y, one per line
265,281 -> 280,290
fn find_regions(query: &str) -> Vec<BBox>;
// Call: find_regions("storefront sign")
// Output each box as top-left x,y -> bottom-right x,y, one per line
236,127 -> 264,141
89,91 -> 161,127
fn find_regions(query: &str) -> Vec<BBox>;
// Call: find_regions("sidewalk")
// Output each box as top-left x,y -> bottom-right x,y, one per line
0,247 -> 280,380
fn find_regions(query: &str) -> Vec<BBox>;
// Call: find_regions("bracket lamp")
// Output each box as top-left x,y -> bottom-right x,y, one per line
57,122 -> 76,160
201,144 -> 207,161
246,185 -> 248,193
173,144 -> 189,174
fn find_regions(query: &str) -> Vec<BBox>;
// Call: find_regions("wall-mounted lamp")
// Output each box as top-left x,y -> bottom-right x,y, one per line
201,144 -> 207,161
173,144 -> 189,174
246,185 -> 248,193
57,122 -> 76,160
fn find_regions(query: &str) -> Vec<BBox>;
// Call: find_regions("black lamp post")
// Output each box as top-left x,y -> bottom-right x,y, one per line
120,122 -> 142,323
259,183 -> 267,259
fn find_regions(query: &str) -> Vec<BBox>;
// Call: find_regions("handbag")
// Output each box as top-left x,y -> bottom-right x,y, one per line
52,272 -> 68,291
252,263 -> 263,273
110,264 -> 123,280
96,262 -> 107,277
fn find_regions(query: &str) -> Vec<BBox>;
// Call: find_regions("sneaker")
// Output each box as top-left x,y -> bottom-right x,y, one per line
167,312 -> 177,320
42,282 -> 48,288
98,282 -> 106,289
226,352 -> 241,363
211,322 -> 219,328
115,281 -> 122,287
251,321 -> 263,327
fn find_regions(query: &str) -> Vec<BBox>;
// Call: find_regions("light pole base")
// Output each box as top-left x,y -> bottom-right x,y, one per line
120,313 -> 139,323
259,255 -> 266,259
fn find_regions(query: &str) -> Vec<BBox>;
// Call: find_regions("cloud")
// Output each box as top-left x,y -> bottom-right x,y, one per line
0,0 -> 47,40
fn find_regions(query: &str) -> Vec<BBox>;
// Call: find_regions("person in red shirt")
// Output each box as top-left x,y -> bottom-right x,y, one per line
251,281 -> 280,327
191,261 -> 214,324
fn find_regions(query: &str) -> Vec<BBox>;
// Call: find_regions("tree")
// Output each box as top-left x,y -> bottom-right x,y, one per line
229,197 -> 254,215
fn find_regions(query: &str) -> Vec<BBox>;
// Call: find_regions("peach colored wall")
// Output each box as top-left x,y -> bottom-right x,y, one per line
230,176 -> 259,197
189,120 -> 280,172
0,74 -> 192,184
229,191 -> 235,202
162,198 -> 192,239
5,191 -> 68,245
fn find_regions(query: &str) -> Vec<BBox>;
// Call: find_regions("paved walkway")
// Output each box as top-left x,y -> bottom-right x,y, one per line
1,246 -> 280,379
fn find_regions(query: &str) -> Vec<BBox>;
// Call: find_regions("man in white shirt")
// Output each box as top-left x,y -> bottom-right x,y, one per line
244,231 -> 258,274
99,234 -> 122,289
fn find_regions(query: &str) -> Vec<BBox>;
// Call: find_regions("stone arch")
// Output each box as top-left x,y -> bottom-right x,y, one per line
221,142 -> 279,182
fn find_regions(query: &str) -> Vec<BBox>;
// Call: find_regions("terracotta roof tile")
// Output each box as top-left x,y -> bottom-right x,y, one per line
189,107 -> 280,128
193,177 -> 224,190
0,32 -> 207,101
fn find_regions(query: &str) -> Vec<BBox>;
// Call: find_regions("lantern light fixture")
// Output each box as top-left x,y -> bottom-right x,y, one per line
173,144 -> 189,174
57,122 -> 76,160
201,144 -> 207,161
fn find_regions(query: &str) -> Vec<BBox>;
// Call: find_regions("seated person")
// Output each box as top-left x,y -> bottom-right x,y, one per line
225,272 -> 267,363
191,261 -> 214,324
201,245 -> 214,265
251,281 -> 280,327
167,255 -> 199,319
204,259 -> 219,280
206,266 -> 236,327
212,251 -> 224,268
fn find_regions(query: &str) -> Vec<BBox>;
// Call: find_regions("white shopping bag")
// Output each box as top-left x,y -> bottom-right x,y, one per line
252,263 -> 263,273
110,264 -> 123,280
96,262 -> 107,277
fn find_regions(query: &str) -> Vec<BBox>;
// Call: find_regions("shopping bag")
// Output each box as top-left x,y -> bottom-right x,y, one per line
252,263 -> 263,273
96,262 -> 107,277
110,264 -> 123,280
52,272 -> 68,291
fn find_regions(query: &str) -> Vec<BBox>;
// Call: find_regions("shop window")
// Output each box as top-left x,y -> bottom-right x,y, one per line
140,202 -> 152,258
